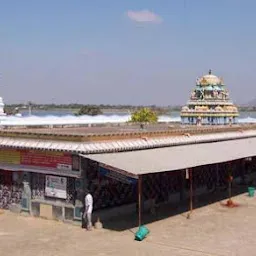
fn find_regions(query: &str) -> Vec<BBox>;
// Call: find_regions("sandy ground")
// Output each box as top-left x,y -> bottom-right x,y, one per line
1,193 -> 256,256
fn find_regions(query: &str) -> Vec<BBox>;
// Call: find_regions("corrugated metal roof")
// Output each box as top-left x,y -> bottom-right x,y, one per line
83,137 -> 256,176
0,130 -> 255,154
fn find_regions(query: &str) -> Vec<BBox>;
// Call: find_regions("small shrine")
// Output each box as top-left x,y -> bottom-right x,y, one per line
0,96 -> 6,116
180,70 -> 239,125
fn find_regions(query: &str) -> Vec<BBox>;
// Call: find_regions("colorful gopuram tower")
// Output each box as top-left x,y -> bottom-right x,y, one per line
180,70 -> 239,125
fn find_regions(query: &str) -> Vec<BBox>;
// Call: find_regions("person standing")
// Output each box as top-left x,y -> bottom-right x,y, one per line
83,189 -> 93,231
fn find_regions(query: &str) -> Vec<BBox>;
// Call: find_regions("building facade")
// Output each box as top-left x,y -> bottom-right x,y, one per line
0,147 -> 139,221
0,127 -> 255,224
0,148 -> 83,220
180,70 -> 239,125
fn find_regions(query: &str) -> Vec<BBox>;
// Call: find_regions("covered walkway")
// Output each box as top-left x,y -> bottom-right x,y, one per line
83,137 -> 256,177
82,137 -> 256,226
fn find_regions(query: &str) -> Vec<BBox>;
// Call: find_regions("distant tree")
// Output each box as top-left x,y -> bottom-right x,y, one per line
130,108 -> 158,124
27,101 -> 34,116
75,105 -> 103,116
4,106 -> 19,115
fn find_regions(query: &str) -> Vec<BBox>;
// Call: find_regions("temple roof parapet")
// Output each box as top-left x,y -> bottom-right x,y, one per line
181,70 -> 239,124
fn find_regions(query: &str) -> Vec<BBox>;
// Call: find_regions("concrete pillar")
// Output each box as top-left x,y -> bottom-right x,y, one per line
21,180 -> 32,213
74,178 -> 84,220
62,206 -> 65,220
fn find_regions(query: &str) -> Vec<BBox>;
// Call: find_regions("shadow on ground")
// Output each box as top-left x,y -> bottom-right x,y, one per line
100,183 -> 250,232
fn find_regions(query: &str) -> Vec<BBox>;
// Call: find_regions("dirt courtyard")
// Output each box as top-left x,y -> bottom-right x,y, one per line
1,193 -> 256,256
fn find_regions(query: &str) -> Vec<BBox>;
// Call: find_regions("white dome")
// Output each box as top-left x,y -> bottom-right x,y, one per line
0,97 -> 4,106
201,74 -> 220,84
197,70 -> 223,86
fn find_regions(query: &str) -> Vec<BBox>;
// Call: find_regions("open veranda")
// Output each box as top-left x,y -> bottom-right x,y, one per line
1,191 -> 256,256
1,168 -> 256,256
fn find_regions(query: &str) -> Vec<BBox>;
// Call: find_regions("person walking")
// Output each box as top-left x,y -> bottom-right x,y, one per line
83,189 -> 93,231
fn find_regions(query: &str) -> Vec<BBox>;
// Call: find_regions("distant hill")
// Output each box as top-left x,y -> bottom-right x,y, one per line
237,98 -> 256,111
245,98 -> 256,107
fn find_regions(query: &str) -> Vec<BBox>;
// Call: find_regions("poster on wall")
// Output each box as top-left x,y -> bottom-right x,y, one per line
99,166 -> 137,185
21,150 -> 72,170
0,148 -> 73,170
72,155 -> 80,172
45,175 -> 67,199
0,149 -> 20,164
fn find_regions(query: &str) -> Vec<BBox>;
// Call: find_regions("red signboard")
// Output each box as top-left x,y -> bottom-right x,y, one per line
0,148 -> 75,171
20,150 -> 72,169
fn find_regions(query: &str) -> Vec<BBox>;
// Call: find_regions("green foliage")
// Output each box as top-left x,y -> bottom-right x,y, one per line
75,105 -> 103,116
130,108 -> 158,123
4,106 -> 19,115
